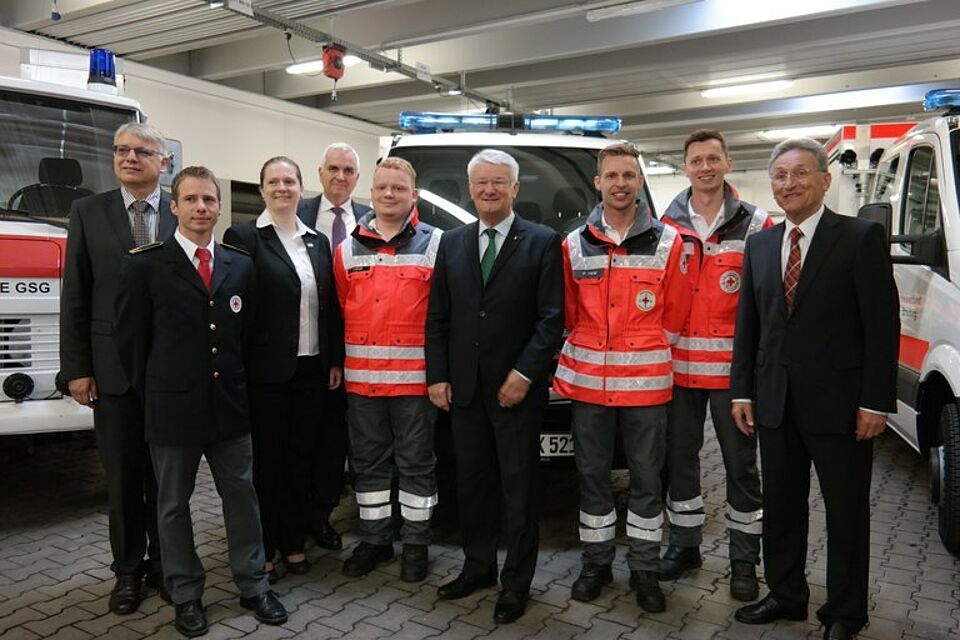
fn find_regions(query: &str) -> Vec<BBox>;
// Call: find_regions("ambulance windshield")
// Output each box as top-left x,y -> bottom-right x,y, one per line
0,88 -> 135,221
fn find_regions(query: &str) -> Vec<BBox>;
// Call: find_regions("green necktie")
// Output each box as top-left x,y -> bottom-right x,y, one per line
480,228 -> 498,284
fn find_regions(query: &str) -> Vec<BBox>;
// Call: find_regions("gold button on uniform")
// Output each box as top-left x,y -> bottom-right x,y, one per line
209,323 -> 216,331
209,300 -> 215,307
211,347 -> 218,355
213,371 -> 220,379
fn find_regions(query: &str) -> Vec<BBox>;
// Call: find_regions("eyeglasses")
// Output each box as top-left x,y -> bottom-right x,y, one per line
470,178 -> 513,188
113,145 -> 166,159
770,168 -> 823,184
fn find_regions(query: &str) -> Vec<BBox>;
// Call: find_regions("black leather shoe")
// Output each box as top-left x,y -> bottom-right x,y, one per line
658,545 -> 702,581
342,542 -> 393,577
493,590 -> 528,624
630,570 -> 666,613
285,556 -> 310,575
730,560 -> 759,602
735,594 -> 807,625
824,623 -> 855,639
313,520 -> 343,550
240,590 -> 288,625
571,563 -> 613,602
174,599 -> 208,637
400,544 -> 429,583
108,574 -> 143,615
437,571 -> 498,600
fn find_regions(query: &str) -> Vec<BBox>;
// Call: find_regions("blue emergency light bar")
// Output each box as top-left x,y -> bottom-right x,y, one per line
398,111 -> 621,134
922,89 -> 960,112
87,48 -> 117,88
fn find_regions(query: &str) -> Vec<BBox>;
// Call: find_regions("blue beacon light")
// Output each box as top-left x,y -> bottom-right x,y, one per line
399,111 -> 621,134
922,89 -> 960,112
87,48 -> 117,89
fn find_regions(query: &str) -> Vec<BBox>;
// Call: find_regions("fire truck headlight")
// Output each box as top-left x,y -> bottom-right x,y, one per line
3,373 -> 34,403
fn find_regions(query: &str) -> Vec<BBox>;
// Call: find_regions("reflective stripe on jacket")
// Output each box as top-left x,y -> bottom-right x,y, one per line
661,184 -> 772,389
334,209 -> 441,397
553,203 -> 691,407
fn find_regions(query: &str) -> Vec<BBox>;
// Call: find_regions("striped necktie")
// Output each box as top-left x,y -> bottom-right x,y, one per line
783,227 -> 803,309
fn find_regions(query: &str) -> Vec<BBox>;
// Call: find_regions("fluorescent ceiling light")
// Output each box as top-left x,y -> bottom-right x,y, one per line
758,125 -> 840,141
586,0 -> 702,22
701,80 -> 794,98
645,165 -> 677,175
443,87 -> 463,96
286,55 -> 363,75
208,1 -> 223,7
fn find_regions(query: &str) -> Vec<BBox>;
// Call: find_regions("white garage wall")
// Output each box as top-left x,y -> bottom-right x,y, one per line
0,26 -> 387,199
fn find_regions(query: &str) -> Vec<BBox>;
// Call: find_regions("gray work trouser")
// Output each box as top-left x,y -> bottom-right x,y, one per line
664,386 -> 762,564
150,434 -> 269,605
347,394 -> 438,546
572,401 -> 666,572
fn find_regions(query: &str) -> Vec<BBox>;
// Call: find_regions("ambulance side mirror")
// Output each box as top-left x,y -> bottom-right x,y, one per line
857,202 -> 891,239
859,201 -> 942,266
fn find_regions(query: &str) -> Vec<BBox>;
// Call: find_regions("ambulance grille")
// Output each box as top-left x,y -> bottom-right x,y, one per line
0,316 -> 60,371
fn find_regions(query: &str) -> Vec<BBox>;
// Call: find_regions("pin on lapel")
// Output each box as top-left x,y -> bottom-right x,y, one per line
306,242 -> 315,248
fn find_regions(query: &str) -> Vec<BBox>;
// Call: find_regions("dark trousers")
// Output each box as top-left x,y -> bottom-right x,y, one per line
250,355 -> 323,559
310,383 -> 348,528
572,401 -> 666,572
759,402 -> 873,632
150,434 -> 268,605
665,386 -> 762,564
93,390 -> 160,577
450,383 -> 543,592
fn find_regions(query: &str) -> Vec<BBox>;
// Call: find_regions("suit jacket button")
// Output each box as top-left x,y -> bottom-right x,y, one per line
211,347 -> 218,355
209,300 -> 214,307
209,323 -> 216,331
479,310 -> 486,318
213,371 -> 220,379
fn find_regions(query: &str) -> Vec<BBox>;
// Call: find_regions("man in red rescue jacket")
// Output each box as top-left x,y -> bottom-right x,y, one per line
554,142 -> 691,613
660,129 -> 772,601
332,157 -> 442,583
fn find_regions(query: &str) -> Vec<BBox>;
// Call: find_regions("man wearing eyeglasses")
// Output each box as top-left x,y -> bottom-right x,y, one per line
730,138 -> 899,640
61,122 -> 176,614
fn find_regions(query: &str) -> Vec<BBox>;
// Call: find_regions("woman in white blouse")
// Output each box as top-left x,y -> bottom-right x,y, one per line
224,157 -> 343,581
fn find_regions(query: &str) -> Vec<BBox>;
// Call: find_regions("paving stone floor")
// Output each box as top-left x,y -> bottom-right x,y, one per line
0,423 -> 957,640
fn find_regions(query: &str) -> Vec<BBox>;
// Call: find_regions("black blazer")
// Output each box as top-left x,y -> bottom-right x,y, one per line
114,240 -> 256,446
297,195 -> 372,232
223,221 -> 344,385
730,209 -> 900,434
426,215 -> 564,407
60,188 -> 176,394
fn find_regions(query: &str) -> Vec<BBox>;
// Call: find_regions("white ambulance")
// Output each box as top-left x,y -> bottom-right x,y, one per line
383,112 -> 654,460
0,75 -> 141,435
860,88 -> 960,553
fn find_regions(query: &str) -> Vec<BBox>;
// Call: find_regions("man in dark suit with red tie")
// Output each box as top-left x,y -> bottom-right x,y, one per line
297,142 -> 373,549
115,166 -> 286,637
730,138 -> 899,640
60,122 -> 175,613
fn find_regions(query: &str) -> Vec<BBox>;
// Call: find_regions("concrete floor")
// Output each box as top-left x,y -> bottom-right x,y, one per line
0,422 -> 957,640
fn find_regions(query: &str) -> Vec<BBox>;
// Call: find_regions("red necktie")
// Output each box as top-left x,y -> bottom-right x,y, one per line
195,247 -> 212,293
783,227 -> 803,309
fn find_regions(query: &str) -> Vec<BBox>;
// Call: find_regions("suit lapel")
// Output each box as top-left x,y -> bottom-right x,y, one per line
765,223 -> 788,317
259,225 -> 297,276
158,191 -> 177,240
303,232 -> 324,282
791,210 -> 841,313
210,243 -> 232,295
106,190 -> 135,250
164,240 -> 208,296
462,222 -> 482,288
485,217 -> 524,287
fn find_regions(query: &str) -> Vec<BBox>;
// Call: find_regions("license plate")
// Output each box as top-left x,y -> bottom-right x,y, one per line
540,433 -> 574,457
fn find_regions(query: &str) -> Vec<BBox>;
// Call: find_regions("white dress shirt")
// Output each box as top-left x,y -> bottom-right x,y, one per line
316,195 -> 358,243
687,200 -> 725,242
257,210 -> 320,357
121,185 -> 162,244
478,211 -> 516,260
780,206 -> 824,279
173,229 -> 215,269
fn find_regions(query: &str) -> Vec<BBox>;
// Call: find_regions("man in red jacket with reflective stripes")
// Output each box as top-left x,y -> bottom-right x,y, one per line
660,129 -> 772,601
332,157 -> 442,583
554,143 -> 691,613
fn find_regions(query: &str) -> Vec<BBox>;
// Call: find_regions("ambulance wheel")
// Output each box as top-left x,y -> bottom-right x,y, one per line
935,402 -> 960,554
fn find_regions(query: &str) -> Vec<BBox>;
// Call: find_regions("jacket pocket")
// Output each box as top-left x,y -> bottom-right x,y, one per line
708,252 -> 744,335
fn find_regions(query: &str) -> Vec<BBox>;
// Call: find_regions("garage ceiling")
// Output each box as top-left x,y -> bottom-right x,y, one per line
3,0 -> 959,171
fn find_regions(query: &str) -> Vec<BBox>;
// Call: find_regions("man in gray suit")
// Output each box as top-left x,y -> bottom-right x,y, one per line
297,142 -> 372,550
60,122 -> 175,614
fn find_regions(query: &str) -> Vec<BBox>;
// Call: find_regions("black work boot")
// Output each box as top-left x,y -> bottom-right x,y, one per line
730,560 -> 759,602
342,542 -> 393,577
570,563 -> 613,602
400,544 -> 429,582
658,544 -> 702,580
630,570 -> 666,613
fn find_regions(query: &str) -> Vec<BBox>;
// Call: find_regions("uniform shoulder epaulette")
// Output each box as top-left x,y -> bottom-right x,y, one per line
128,241 -> 163,255
221,242 -> 250,256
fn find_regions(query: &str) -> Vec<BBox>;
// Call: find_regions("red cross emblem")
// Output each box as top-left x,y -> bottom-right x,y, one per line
636,289 -> 656,312
230,295 -> 242,313
719,270 -> 741,293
